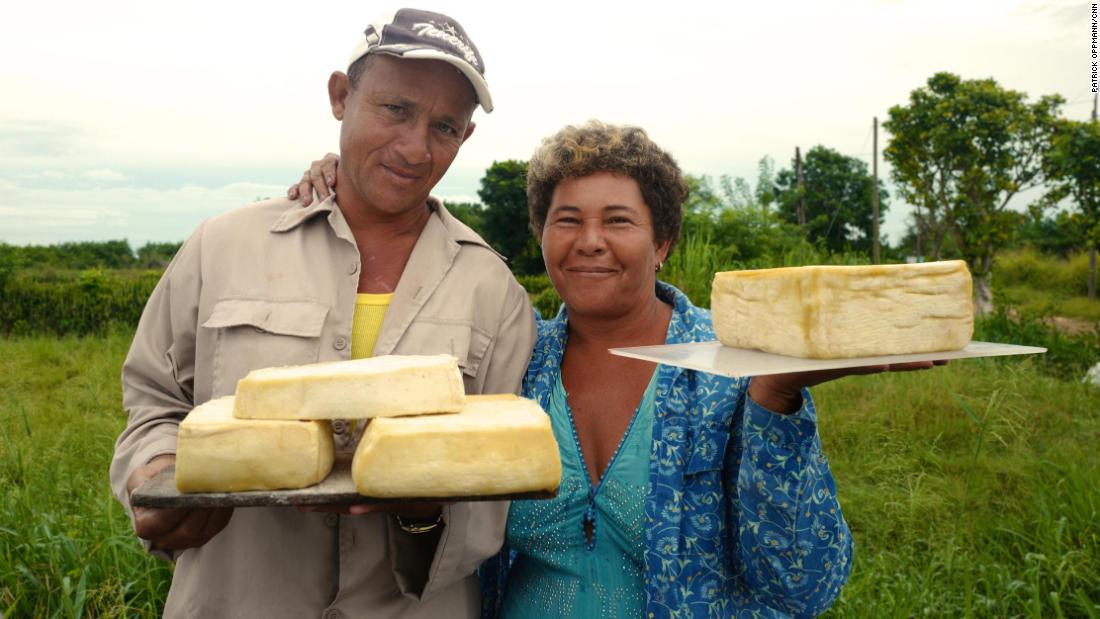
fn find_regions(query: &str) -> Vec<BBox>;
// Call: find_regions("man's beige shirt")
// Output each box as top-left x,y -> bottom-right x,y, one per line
110,195 -> 536,618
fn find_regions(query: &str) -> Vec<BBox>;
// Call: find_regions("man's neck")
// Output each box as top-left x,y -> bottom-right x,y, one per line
335,185 -> 432,243
335,185 -> 433,293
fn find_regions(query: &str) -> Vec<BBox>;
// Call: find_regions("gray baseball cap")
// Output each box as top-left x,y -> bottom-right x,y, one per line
348,8 -> 492,113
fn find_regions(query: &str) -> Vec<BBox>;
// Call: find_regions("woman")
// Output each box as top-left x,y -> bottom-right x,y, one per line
290,121 -> 939,618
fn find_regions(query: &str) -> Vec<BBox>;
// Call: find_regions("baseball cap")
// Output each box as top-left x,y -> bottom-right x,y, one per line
348,8 -> 493,113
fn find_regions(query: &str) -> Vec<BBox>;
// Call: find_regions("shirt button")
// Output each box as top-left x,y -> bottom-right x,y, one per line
252,326 -> 265,334
324,513 -> 339,528
347,262 -> 359,275
323,609 -> 342,619
333,336 -> 348,350
331,419 -> 347,434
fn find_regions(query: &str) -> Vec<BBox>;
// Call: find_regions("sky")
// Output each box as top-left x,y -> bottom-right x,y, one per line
0,0 -> 1092,249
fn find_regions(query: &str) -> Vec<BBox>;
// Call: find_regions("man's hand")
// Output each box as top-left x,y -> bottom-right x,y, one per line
287,153 -> 340,206
127,455 -> 233,551
748,360 -> 948,414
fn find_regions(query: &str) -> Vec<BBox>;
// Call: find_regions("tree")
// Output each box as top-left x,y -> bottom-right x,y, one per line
774,146 -> 889,254
477,160 -> 543,276
1043,119 -> 1100,300
884,72 -> 1063,314
135,241 -> 184,269
441,201 -> 486,237
680,169 -> 810,266
1017,207 -> 1085,258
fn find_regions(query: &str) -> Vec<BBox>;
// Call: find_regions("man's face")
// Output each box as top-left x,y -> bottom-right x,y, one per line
329,55 -> 477,218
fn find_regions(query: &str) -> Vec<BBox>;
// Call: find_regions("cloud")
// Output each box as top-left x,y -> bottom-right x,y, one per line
0,181 -> 290,246
0,120 -> 81,159
83,169 -> 128,182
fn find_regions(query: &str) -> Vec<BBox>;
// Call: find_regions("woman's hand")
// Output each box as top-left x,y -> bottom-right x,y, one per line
287,153 -> 340,206
748,360 -> 948,414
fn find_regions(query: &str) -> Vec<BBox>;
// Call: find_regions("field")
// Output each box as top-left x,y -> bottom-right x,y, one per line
1,332 -> 1097,618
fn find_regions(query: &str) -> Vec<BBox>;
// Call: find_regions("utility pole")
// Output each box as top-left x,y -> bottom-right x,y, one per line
795,147 -> 806,227
914,204 -> 922,262
872,117 -> 880,264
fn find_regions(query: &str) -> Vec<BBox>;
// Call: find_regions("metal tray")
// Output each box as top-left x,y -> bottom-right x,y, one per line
131,455 -> 558,508
609,340 -> 1047,378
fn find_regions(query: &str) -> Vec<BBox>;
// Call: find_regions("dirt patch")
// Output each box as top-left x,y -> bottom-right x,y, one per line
1050,316 -> 1099,336
1003,308 -> 1098,336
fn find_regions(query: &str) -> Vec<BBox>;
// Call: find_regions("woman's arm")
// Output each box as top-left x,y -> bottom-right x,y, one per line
726,386 -> 852,618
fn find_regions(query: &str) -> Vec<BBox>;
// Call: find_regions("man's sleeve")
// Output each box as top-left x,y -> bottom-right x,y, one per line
389,278 -> 537,599
109,223 -> 204,516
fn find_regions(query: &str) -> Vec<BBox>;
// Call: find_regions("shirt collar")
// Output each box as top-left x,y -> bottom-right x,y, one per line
269,194 -> 503,260
269,194 -> 337,233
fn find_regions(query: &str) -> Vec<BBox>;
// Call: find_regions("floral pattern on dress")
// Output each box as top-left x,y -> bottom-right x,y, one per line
482,282 -> 852,619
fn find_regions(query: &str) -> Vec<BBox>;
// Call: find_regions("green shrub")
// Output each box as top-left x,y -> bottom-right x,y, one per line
0,269 -> 161,336
516,274 -> 562,319
974,308 -> 1100,378
995,249 -> 1092,297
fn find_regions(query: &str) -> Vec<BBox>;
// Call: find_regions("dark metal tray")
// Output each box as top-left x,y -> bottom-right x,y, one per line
131,455 -> 558,508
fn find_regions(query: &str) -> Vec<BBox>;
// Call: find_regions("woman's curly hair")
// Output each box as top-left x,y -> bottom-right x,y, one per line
526,120 -> 687,254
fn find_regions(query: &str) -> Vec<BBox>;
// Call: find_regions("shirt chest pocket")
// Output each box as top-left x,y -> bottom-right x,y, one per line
202,298 -> 329,396
396,321 -> 491,392
685,420 -> 732,476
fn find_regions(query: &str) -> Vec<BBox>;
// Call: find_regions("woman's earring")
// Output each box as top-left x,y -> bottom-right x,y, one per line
656,260 -> 663,273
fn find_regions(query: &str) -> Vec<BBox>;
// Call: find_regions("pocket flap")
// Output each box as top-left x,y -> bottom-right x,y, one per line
400,321 -> 491,378
202,298 -> 328,338
684,420 -> 732,475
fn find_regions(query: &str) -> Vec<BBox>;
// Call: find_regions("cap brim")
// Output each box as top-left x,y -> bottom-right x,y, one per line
372,47 -> 493,114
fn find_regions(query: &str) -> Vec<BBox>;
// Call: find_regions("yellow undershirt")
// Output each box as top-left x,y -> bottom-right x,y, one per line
351,293 -> 393,359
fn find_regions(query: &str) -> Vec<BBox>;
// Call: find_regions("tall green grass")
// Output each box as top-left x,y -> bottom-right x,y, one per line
663,232 -> 874,308
0,335 -> 170,618
816,360 -> 1100,617
995,249 -> 1100,322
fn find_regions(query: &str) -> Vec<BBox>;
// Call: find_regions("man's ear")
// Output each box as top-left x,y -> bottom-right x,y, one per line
329,71 -> 351,121
461,121 -> 476,144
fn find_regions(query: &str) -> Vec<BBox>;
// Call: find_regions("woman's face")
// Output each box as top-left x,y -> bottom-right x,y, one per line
541,171 -> 670,320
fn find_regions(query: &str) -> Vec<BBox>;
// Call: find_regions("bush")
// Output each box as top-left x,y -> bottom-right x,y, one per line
516,274 -> 562,319
974,308 -> 1100,378
0,269 -> 161,336
994,248 -> 1091,297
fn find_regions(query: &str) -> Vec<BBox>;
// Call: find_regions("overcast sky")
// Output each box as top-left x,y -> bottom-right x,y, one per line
0,0 -> 1092,249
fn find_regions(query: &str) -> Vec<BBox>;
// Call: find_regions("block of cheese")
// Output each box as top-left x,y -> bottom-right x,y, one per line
234,354 -> 465,420
175,396 -> 335,492
351,395 -> 562,498
711,260 -> 973,359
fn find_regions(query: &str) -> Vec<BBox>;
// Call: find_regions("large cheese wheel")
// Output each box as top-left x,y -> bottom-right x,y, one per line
175,396 -> 334,492
711,260 -> 973,359
233,354 -> 466,420
352,395 -> 562,498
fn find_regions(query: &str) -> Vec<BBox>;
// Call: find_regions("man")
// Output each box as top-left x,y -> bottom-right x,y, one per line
110,9 -> 536,618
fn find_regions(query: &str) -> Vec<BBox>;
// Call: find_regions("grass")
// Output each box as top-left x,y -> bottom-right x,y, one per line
994,250 -> 1100,323
0,334 -> 170,618
816,359 -> 1100,618
1,335 -> 1098,617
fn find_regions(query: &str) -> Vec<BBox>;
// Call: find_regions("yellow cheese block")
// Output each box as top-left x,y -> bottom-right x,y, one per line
175,396 -> 334,493
711,260 -> 973,359
234,354 -> 466,420
351,395 -> 562,498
